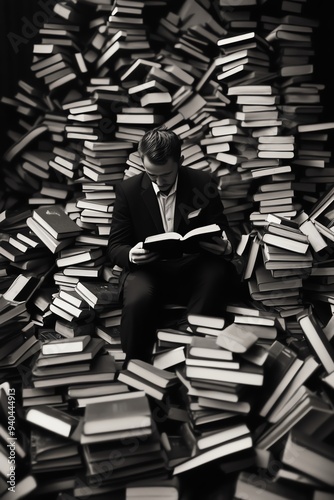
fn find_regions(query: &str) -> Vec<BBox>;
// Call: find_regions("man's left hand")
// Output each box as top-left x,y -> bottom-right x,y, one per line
199,235 -> 232,256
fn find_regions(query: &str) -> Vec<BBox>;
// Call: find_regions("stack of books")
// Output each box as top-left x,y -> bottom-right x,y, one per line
162,419 -> 254,476
118,359 -> 180,401
0,228 -> 52,276
30,337 -> 116,389
25,404 -> 83,478
66,379 -> 131,409
26,205 -> 82,254
80,391 -> 169,490
28,426 -> 82,474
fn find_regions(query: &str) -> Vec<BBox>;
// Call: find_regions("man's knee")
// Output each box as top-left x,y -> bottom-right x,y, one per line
123,270 -> 158,306
198,258 -> 230,284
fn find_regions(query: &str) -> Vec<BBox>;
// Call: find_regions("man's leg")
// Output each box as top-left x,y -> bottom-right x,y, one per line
120,268 -> 162,364
186,256 -> 235,317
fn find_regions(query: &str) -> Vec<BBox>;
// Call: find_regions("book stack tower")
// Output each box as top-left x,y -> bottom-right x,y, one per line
0,0 -> 334,498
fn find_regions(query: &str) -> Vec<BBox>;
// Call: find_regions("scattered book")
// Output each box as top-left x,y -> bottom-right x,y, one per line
75,280 -> 119,306
126,359 -> 179,389
185,361 -> 264,386
297,308 -> 334,374
32,205 -> 82,239
188,336 -> 233,361
216,323 -> 258,353
35,337 -> 104,367
26,405 -> 80,438
83,391 -> 151,435
41,335 -> 91,355
281,429 -> 334,487
259,341 -> 304,418
172,433 -> 253,475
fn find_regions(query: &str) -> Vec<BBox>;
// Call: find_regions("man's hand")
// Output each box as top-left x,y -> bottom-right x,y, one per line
199,234 -> 232,256
129,242 -> 159,265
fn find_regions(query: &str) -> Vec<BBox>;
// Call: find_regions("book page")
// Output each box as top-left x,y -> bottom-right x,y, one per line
182,224 -> 221,241
144,232 -> 181,244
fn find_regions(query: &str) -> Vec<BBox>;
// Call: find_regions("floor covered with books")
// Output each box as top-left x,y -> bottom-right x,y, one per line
0,0 -> 334,499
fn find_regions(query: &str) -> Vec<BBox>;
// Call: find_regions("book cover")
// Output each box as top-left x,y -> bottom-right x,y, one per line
260,231 -> 309,254
32,354 -> 116,387
32,361 -> 91,378
185,362 -> 264,386
297,309 -> 334,374
36,337 -> 104,367
153,346 -> 186,370
255,392 -> 333,450
117,369 -> 167,401
75,280 -> 120,305
42,335 -> 91,355
188,337 -> 234,361
259,341 -> 304,417
234,471 -> 306,500
282,429 -> 334,487
172,434 -> 253,475
32,205 -> 82,240
216,323 -> 258,353
80,424 -> 153,445
187,313 -> 225,331
26,405 -> 80,438
83,392 -> 151,435
127,359 -> 179,388
26,217 -> 75,253
268,356 -> 320,423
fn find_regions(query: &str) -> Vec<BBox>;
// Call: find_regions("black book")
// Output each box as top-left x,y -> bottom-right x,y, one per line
32,205 -> 82,240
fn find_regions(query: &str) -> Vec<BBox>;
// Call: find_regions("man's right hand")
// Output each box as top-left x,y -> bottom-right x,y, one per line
129,242 -> 159,265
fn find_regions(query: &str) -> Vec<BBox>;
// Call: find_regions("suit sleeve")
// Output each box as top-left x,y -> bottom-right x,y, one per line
201,174 -> 236,256
107,182 -> 135,271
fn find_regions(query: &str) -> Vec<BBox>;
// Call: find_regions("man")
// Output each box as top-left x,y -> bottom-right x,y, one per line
107,126 -> 236,364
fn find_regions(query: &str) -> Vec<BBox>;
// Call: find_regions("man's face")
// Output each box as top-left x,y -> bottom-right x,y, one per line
143,155 -> 182,194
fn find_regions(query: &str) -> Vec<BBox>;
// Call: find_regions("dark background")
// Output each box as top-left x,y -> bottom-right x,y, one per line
0,0 -> 333,159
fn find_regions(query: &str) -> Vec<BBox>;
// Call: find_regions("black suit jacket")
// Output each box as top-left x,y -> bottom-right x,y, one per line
107,166 -> 235,271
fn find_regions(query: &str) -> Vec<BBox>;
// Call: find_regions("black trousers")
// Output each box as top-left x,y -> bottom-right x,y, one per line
119,254 -> 235,363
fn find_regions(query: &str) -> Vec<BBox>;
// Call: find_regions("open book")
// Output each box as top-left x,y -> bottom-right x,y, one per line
143,224 -> 222,258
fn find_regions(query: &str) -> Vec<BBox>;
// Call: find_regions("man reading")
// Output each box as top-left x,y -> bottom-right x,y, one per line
107,126 -> 236,365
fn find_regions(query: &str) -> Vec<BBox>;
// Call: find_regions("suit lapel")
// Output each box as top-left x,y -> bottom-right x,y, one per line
141,173 -> 164,233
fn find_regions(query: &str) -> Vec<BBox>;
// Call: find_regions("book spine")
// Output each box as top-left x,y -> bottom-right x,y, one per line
297,311 -> 334,374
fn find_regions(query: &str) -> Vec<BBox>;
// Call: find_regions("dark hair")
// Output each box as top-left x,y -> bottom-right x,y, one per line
138,126 -> 181,164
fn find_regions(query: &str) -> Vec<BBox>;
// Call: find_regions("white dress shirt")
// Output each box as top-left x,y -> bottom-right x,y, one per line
152,175 -> 178,233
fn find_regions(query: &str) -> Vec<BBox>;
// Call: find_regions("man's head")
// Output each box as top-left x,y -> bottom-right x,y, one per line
138,126 -> 183,194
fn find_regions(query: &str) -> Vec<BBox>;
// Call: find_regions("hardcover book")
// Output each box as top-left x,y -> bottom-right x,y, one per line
32,205 -> 82,240
83,391 -> 151,435
41,335 -> 91,355
26,405 -> 80,438
127,359 -> 179,388
35,337 -> 104,367
172,434 -> 253,475
143,224 -> 221,258
185,361 -> 264,386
